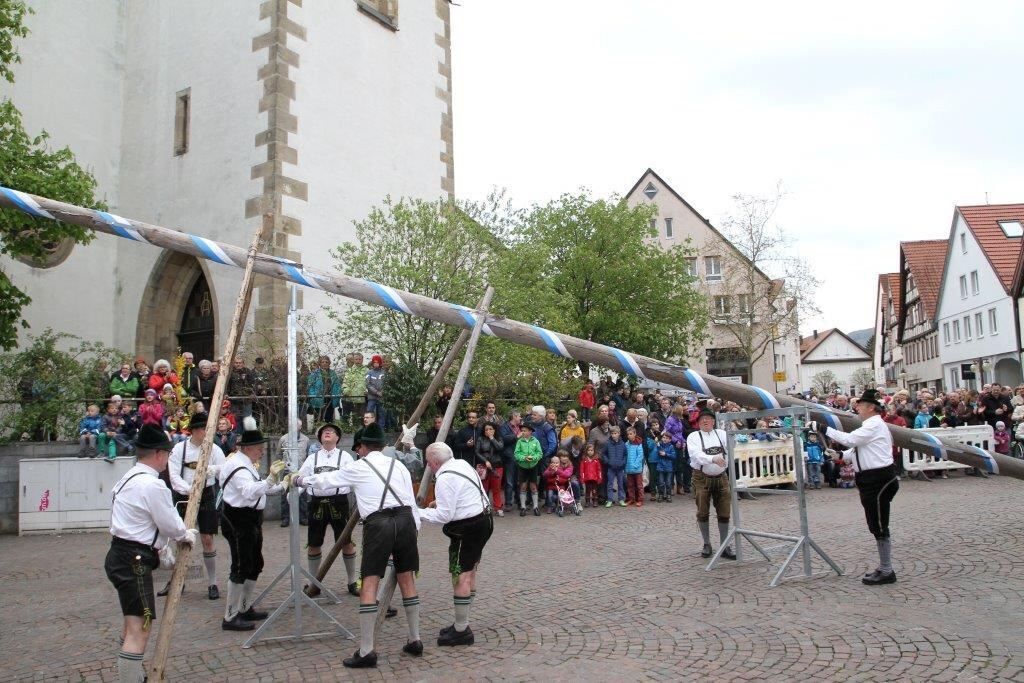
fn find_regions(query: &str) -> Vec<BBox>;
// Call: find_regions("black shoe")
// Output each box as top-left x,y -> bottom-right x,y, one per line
862,569 -> 897,585
721,547 -> 737,560
402,640 -> 424,656
533,507 -> 541,516
347,582 -> 360,596
208,585 -> 220,600
439,623 -> 457,636
520,508 -> 526,517
437,625 -> 474,646
221,615 -> 255,631
343,649 -> 378,668
157,582 -> 172,597
700,543 -> 713,558
240,607 -> 268,621
280,519 -> 289,527
385,607 -> 398,618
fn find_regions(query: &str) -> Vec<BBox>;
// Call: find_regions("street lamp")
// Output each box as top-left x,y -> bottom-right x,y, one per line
970,358 -> 992,385
898,370 -> 908,389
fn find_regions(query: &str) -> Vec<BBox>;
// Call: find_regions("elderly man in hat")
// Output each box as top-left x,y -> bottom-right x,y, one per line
293,422 -> 422,668
820,388 -> 900,585
218,417 -> 287,630
686,409 -> 736,560
295,422 -> 359,594
106,424 -> 197,683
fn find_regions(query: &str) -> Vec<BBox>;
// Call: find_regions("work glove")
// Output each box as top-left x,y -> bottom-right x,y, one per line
158,544 -> 176,570
182,528 -> 199,547
280,473 -> 294,491
266,459 -> 287,484
401,422 -> 419,447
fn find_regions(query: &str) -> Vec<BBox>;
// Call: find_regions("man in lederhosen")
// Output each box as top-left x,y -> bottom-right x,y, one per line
163,412 -> 225,600
105,424 -> 197,683
293,423 -> 422,668
218,417 -> 287,630
686,409 -> 736,560
821,388 -> 900,585
295,423 -> 359,595
420,442 -> 493,647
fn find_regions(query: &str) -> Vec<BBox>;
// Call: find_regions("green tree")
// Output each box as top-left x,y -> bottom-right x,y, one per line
0,2 -> 105,349
508,192 -> 709,376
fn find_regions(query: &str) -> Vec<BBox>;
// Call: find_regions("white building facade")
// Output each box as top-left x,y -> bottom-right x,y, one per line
3,0 -> 454,361
798,329 -> 872,394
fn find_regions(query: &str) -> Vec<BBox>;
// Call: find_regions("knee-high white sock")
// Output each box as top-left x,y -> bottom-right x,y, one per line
519,492 -> 527,509
358,603 -> 377,656
308,552 -> 322,577
224,581 -> 240,621
453,595 -> 471,632
342,552 -> 357,584
403,595 -> 421,642
698,521 -> 711,544
117,650 -> 145,683
203,551 -> 217,586
241,579 -> 256,613
718,521 -> 731,545
876,538 -> 893,572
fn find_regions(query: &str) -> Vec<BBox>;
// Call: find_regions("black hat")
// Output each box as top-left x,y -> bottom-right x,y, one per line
237,417 -> 269,446
317,423 -> 341,441
134,424 -> 173,451
698,408 -> 716,420
856,388 -> 884,409
359,423 -> 386,447
189,412 -> 208,430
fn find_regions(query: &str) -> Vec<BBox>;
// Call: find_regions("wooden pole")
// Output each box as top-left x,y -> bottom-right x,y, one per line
0,188 -> 1016,479
304,325 -> 473,598
373,287 -> 494,634
149,227 -> 264,682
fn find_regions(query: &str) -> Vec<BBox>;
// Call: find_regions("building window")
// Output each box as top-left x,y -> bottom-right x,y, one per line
943,322 -> 950,345
960,233 -> 967,253
356,0 -> 399,30
649,218 -> 656,233
713,295 -> 730,317
664,217 -> 673,239
970,270 -> 979,295
643,182 -> 658,199
684,258 -> 697,277
959,275 -> 968,299
705,256 -> 722,281
989,308 -> 998,334
953,320 -> 961,342
949,367 -> 959,389
774,353 -> 786,372
975,311 -> 984,337
998,220 -> 1023,237
737,294 -> 751,314
174,88 -> 190,156
963,315 -> 972,340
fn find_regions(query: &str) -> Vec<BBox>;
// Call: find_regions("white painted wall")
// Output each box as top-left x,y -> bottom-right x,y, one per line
798,331 -> 871,391
800,360 -> 873,393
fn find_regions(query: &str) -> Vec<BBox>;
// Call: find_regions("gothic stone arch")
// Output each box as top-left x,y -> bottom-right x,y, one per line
135,251 -> 219,363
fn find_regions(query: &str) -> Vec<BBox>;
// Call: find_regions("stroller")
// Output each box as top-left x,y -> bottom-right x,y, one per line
556,480 -> 582,517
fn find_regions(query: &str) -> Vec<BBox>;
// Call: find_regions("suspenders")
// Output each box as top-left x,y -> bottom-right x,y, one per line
438,468 -> 491,515
112,470 -> 160,546
363,453 -> 403,511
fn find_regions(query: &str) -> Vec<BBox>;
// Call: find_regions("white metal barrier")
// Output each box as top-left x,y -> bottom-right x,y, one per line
901,425 -> 993,473
733,438 -> 802,489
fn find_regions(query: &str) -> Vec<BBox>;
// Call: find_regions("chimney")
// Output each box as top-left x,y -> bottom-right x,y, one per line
813,330 -> 818,339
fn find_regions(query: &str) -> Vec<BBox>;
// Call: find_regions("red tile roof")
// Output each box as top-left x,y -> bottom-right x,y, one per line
901,239 -> 949,320
957,204 -> 1024,294
878,272 -> 901,322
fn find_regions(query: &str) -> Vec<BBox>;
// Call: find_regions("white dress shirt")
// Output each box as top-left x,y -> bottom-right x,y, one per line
420,458 -> 487,525
687,428 -> 729,476
297,448 -> 355,497
109,463 -> 188,549
168,438 -> 226,496
302,451 -> 420,530
826,414 -> 894,472
218,452 -> 284,510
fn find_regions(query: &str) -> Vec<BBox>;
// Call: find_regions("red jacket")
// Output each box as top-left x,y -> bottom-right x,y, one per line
149,371 -> 179,392
579,457 -> 603,483
882,413 -> 907,457
578,387 -> 595,409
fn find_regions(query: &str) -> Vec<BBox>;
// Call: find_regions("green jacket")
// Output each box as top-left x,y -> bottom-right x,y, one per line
513,436 -> 543,469
342,365 -> 368,399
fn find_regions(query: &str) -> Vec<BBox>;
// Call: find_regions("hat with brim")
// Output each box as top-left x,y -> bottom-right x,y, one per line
698,409 -> 717,420
359,423 -> 386,447
317,423 -> 341,442
134,424 -> 173,451
189,413 -> 208,430
238,425 -> 269,447
855,388 -> 884,408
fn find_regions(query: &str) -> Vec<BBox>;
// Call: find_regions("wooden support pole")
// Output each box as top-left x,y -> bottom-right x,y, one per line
373,287 -> 494,634
305,325 -> 473,598
149,227 -> 263,682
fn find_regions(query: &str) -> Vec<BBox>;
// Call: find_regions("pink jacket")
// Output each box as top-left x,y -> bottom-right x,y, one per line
138,401 -> 165,427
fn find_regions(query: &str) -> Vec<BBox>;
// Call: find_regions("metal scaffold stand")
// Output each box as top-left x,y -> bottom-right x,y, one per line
707,406 -> 844,587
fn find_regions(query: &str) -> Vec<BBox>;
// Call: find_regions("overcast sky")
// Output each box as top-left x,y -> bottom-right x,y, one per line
450,1 -> 1024,337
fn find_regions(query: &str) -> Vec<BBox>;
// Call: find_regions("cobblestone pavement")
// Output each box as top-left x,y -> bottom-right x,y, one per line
2,475 -> 1023,682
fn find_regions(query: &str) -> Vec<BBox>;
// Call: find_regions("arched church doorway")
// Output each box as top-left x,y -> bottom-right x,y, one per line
177,275 -> 214,362
135,252 -> 218,363
995,357 -> 1023,387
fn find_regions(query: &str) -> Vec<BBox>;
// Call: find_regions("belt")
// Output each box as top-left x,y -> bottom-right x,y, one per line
112,536 -> 156,552
365,505 -> 411,521
452,511 -> 490,524
698,469 -> 726,477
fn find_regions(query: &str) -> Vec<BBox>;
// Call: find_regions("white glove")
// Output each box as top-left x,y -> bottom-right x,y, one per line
206,463 -> 221,478
158,543 -> 176,570
401,422 -> 419,447
266,459 -> 286,484
182,528 -> 199,547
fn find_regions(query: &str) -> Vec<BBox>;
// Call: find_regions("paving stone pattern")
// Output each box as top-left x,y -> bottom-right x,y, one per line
1,476 -> 1023,681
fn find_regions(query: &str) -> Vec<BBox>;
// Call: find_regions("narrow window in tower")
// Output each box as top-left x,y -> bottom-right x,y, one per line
174,89 -> 191,156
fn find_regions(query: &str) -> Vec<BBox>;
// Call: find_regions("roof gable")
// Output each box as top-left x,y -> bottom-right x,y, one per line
900,239 -> 948,323
799,328 -> 870,362
957,204 -> 1024,294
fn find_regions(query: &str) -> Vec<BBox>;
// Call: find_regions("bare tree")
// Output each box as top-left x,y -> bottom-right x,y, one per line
812,369 -> 838,395
849,367 -> 875,394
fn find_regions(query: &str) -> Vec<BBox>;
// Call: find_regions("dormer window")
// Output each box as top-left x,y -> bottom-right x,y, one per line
643,182 -> 658,199
998,221 -> 1023,238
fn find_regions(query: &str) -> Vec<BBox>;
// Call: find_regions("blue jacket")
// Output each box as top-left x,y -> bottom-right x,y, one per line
531,418 -> 557,458
805,442 -> 825,464
603,438 -> 627,469
307,368 -> 341,410
914,413 -> 931,429
79,414 -> 103,435
654,442 -> 677,473
625,441 -> 645,474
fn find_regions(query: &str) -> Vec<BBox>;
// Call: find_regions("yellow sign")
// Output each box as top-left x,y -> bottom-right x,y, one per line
773,372 -> 786,382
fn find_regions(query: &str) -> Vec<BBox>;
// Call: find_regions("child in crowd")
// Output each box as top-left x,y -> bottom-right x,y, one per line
580,444 -> 603,507
117,401 -> 139,454
624,426 -> 645,507
98,401 -> 121,462
558,452 -> 580,506
753,419 -> 776,441
603,425 -> 627,508
804,431 -> 825,489
994,421 -> 1010,455
514,422 -> 543,516
654,431 -> 677,502
138,388 -> 164,427
839,455 -> 856,488
221,399 -> 237,431
168,408 -> 190,443
914,406 -> 931,429
160,383 -> 177,415
578,381 -> 596,423
543,456 -> 561,513
78,404 -> 103,457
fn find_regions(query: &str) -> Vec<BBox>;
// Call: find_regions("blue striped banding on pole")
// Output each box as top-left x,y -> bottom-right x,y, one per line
682,368 -> 711,396
920,432 -> 947,461
820,411 -> 842,430
96,211 -> 146,243
752,386 -> 781,409
1,187 -> 55,220
450,304 -> 495,336
367,281 -> 414,315
965,444 -> 997,474
284,264 -> 322,290
189,234 -> 234,266
610,348 -> 646,379
530,325 -> 572,359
